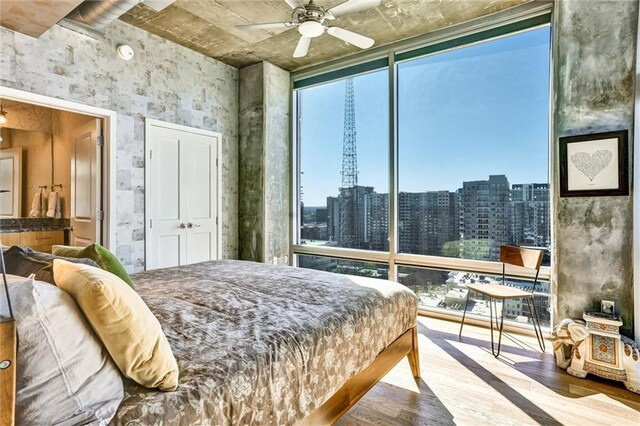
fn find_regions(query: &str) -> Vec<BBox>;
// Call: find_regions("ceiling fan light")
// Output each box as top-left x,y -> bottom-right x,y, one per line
298,21 -> 324,38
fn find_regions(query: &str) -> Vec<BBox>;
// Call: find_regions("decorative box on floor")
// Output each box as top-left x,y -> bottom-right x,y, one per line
551,312 -> 640,394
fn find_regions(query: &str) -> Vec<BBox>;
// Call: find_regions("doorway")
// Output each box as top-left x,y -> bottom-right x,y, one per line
145,119 -> 222,270
0,86 -> 116,249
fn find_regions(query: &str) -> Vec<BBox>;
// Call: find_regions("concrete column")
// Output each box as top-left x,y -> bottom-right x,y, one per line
553,0 -> 638,336
238,62 -> 290,263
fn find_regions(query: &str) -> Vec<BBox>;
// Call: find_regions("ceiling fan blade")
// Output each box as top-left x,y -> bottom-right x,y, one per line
236,22 -> 295,30
293,36 -> 311,58
327,27 -> 374,49
285,0 -> 304,9
327,0 -> 381,18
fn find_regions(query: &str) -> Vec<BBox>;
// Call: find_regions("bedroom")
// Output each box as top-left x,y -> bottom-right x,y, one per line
0,0 -> 639,424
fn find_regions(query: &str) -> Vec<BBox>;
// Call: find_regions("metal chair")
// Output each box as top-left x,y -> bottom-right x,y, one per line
458,245 -> 546,357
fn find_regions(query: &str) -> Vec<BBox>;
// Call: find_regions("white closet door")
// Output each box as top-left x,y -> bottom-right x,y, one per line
146,121 -> 220,270
183,136 -> 218,265
149,129 -> 186,268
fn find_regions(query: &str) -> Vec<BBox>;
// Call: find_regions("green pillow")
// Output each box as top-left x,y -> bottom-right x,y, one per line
52,244 -> 134,288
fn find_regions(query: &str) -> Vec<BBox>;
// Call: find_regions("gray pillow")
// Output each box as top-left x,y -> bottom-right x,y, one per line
2,246 -> 50,278
7,275 -> 124,425
2,245 -> 99,284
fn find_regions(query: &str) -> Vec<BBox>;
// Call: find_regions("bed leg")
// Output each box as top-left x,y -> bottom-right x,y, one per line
408,325 -> 420,379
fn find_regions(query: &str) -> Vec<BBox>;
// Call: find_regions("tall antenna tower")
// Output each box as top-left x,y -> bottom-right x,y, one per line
341,78 -> 358,189
339,77 -> 359,248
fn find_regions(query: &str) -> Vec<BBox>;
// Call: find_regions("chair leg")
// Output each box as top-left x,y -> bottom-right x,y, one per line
490,298 -> 506,357
458,288 -> 472,339
489,297 -> 496,356
526,297 -> 546,353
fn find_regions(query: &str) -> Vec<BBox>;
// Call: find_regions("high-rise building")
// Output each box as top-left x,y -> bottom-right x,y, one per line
511,183 -> 549,202
326,196 -> 340,243
315,208 -> 328,224
338,185 -> 374,248
364,192 -> 388,251
462,175 -> 512,261
398,191 -> 460,256
511,183 -> 550,248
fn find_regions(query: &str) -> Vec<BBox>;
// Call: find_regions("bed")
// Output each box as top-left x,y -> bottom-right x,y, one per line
1,258 -> 419,425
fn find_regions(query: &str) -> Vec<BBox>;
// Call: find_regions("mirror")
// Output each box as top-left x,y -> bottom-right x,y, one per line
0,127 -> 52,218
0,146 -> 22,218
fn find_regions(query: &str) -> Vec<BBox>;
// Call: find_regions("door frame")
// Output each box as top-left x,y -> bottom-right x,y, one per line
0,86 -> 116,250
0,148 -> 22,218
144,118 -> 223,270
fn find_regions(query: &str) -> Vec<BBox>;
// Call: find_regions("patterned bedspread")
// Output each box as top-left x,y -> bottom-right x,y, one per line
113,260 -> 417,425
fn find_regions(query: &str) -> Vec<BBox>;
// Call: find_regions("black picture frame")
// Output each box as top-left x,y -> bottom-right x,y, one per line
559,129 -> 629,197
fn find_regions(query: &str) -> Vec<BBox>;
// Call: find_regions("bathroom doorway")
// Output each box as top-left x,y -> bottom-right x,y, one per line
0,87 -> 116,250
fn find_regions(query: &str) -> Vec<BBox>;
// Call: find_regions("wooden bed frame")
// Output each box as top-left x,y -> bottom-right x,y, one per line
0,318 -> 16,426
301,325 -> 420,425
0,322 -> 418,426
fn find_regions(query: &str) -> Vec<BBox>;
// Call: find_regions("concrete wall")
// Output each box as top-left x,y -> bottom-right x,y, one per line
553,0 -> 638,335
0,20 -> 239,271
238,62 -> 290,264
239,63 -> 264,262
263,62 -> 291,264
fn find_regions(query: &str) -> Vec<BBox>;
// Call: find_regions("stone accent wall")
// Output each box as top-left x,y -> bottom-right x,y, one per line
238,62 -> 290,264
0,20 -> 239,272
553,0 -> 638,335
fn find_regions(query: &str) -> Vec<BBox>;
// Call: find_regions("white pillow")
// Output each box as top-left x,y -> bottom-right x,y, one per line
7,275 -> 124,425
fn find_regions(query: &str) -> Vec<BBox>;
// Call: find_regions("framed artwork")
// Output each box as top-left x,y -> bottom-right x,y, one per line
559,130 -> 629,197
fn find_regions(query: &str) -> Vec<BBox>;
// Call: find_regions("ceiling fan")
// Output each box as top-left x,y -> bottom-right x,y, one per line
236,0 -> 381,58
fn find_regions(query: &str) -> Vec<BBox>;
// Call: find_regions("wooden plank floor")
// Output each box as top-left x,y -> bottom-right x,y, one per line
336,316 -> 640,425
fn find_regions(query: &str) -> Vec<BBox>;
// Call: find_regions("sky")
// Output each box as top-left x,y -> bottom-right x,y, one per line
299,27 -> 551,207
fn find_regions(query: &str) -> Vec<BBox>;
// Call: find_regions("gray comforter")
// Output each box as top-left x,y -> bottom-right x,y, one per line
113,260 -> 417,425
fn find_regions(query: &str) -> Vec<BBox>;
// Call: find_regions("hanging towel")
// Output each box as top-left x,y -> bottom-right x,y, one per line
47,191 -> 61,218
54,192 -> 61,219
29,191 -> 43,217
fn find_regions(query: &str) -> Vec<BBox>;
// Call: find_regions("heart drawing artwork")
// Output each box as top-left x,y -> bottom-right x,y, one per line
570,150 -> 613,181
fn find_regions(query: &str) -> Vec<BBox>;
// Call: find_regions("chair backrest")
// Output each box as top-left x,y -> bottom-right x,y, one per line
500,245 -> 544,271
500,245 -> 544,293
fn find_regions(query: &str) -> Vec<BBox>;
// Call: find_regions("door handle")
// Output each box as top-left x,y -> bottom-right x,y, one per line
179,223 -> 187,229
187,223 -> 201,229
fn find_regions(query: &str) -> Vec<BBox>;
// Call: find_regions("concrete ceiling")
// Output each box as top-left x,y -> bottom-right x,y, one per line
1,0 -> 83,38
121,0 -> 531,71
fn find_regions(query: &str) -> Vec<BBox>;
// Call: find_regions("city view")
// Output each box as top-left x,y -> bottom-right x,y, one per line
298,175 -> 551,326
297,27 -> 551,326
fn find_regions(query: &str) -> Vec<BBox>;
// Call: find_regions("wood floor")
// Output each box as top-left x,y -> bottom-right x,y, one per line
336,316 -> 640,425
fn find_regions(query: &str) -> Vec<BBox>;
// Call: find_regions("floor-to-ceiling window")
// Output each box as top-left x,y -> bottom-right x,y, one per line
293,14 -> 552,328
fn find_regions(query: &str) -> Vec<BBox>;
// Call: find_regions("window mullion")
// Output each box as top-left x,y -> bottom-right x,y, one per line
388,50 -> 398,282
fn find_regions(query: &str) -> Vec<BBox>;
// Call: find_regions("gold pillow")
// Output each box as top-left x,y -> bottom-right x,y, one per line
53,259 -> 179,391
